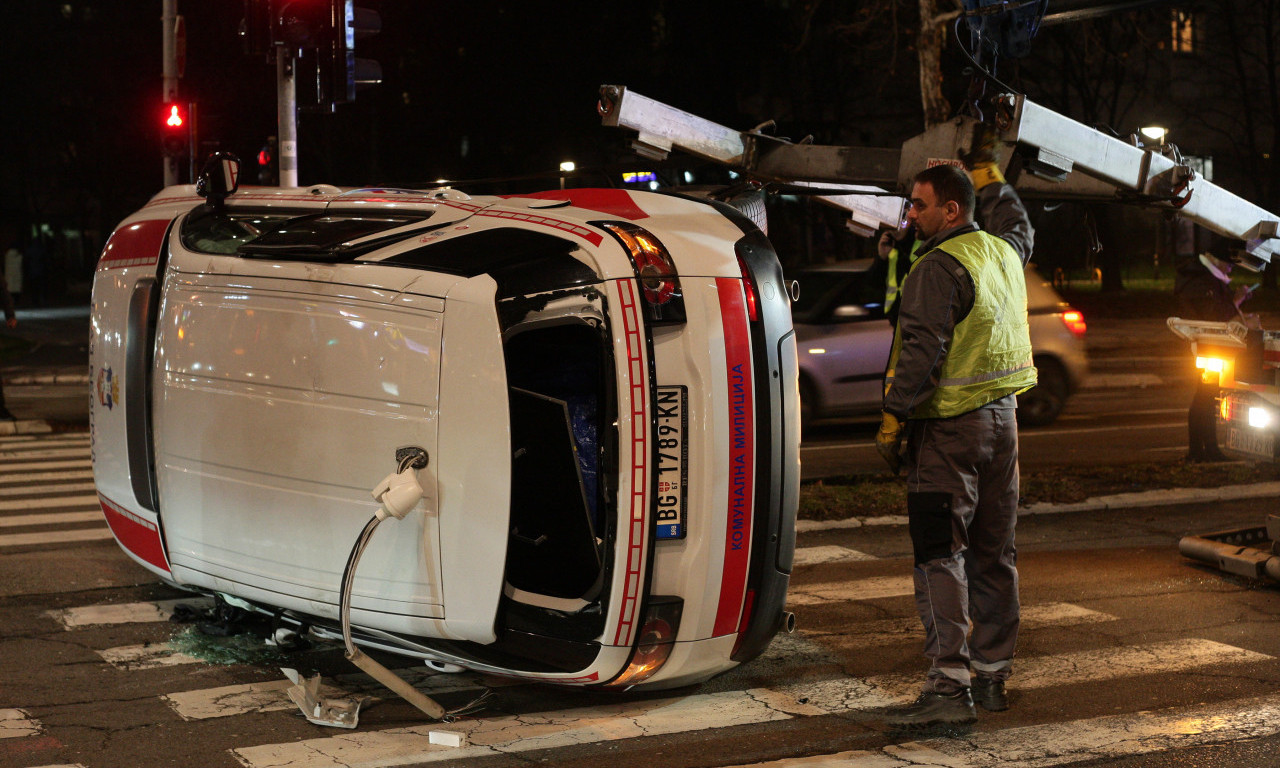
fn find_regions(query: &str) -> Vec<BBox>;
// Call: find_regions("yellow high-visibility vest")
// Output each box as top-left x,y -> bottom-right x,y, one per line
886,231 -> 1037,419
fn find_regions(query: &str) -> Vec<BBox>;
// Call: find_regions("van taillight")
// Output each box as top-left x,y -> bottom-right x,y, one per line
599,221 -> 686,324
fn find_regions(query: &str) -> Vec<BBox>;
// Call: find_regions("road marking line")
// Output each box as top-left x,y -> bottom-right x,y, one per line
166,669 -> 524,721
0,528 -> 114,547
792,545 -> 877,566
0,470 -> 94,484
727,692 -> 1280,768
0,482 -> 97,498
0,448 -> 94,460
782,638 -> 1272,714
0,512 -> 103,528
0,435 -> 89,446
0,708 -> 40,739
0,495 -> 100,511
47,597 -> 213,629
97,643 -> 202,670
801,602 -> 1116,644
0,460 -> 92,474
787,575 -> 914,606
231,688 -> 825,768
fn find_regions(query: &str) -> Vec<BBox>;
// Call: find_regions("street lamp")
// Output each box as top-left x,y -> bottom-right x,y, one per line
1139,126 -> 1168,145
559,160 -> 575,189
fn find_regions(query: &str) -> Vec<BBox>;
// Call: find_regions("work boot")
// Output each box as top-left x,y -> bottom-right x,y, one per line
883,689 -> 977,728
971,676 -> 1008,711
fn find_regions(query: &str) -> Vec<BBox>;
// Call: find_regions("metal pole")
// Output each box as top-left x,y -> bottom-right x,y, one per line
188,101 -> 198,183
162,0 -> 178,186
277,45 -> 298,188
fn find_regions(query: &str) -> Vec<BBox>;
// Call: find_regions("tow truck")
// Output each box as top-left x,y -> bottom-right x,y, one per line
1168,317 -> 1280,580
597,49 -> 1280,586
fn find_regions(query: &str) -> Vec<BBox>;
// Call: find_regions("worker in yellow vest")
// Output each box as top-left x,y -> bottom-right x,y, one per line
876,147 -> 1035,729
877,224 -> 918,324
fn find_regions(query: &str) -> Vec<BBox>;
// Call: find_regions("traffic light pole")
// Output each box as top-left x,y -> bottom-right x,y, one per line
162,0 -> 179,187
277,45 -> 298,188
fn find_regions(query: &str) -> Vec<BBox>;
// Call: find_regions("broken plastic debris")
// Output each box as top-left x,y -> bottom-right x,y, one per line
282,668 -> 366,729
429,730 -> 467,748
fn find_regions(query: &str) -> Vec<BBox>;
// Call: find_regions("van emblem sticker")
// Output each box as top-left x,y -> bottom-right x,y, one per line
97,366 -> 119,410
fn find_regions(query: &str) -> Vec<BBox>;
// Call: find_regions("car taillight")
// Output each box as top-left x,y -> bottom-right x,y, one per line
604,597 -> 683,689
599,221 -> 686,323
1060,309 -> 1086,337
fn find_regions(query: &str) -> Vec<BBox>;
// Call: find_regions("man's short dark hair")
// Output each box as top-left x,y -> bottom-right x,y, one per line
914,165 -> 975,218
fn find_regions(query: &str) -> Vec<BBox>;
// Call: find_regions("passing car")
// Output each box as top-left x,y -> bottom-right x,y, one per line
91,157 -> 799,691
792,259 -> 1088,427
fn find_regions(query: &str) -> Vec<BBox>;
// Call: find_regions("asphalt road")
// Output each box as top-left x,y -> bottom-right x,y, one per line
4,432 -> 1280,767
801,375 -> 1197,478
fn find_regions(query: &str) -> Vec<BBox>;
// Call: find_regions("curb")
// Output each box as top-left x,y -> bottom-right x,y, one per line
796,481 -> 1280,533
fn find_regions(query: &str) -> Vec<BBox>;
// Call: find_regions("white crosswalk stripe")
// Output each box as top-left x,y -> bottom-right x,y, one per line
801,601 -> 1116,645
232,688 -> 825,768
0,434 -> 106,549
724,693 -> 1280,767
787,575 -> 915,605
97,643 -> 202,671
0,708 -> 40,739
163,668 -> 520,721
775,637 -> 1270,714
48,598 -> 213,629
792,545 -> 877,566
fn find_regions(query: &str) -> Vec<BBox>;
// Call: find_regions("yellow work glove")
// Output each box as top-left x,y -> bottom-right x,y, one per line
961,123 -> 1005,191
875,411 -> 905,475
968,162 -> 1005,190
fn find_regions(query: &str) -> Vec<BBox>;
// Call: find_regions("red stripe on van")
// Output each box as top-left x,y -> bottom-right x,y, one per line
713,278 -> 754,636
99,495 -> 170,573
97,219 -> 170,271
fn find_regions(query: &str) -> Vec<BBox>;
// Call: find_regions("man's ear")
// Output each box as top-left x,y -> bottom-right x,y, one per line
945,200 -> 960,220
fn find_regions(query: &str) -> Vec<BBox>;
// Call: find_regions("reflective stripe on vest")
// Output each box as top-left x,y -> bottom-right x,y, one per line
887,231 -> 1037,419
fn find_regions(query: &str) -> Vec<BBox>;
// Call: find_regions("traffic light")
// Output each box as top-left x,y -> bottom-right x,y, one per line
273,0 -> 329,49
257,136 -> 278,185
326,0 -> 382,106
161,102 -> 189,158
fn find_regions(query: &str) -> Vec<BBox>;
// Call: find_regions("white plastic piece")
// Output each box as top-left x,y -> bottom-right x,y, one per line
281,668 -> 365,729
429,730 -> 467,748
370,468 -> 424,520
424,659 -> 466,674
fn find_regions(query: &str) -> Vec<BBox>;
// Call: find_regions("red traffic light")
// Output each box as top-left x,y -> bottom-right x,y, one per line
164,103 -> 186,130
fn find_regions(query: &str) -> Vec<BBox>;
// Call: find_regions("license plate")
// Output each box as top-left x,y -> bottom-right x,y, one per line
655,386 -> 688,540
1226,425 -> 1277,460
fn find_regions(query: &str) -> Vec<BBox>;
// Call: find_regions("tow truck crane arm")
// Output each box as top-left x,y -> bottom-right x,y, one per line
598,85 -> 1280,269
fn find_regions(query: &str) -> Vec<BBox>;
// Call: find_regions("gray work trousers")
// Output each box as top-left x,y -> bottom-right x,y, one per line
903,403 -> 1020,694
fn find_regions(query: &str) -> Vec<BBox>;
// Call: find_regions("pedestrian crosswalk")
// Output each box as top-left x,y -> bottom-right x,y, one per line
5,430 -> 1280,766
0,432 -> 107,549
23,577 -> 1279,767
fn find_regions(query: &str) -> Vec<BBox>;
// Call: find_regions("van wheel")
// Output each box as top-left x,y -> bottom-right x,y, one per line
1017,357 -> 1069,427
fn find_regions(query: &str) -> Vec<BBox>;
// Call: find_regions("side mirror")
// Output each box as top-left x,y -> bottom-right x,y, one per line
196,153 -> 241,208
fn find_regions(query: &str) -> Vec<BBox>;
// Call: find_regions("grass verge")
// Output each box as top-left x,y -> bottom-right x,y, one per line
800,460 -> 1280,521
